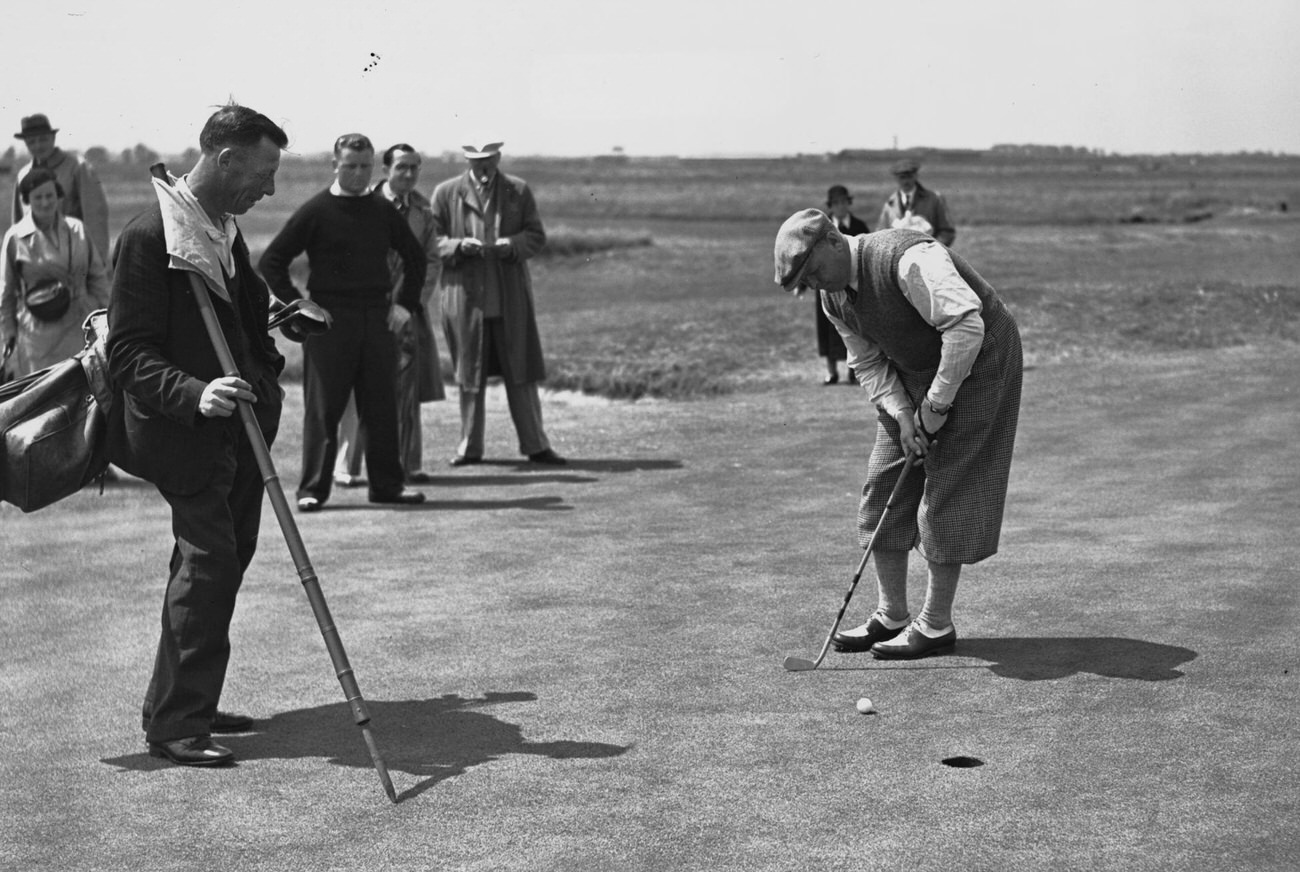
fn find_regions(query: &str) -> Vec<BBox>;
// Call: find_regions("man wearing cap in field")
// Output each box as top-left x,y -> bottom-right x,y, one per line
12,113 -> 111,259
430,140 -> 565,466
878,157 -> 956,247
774,208 -> 1021,658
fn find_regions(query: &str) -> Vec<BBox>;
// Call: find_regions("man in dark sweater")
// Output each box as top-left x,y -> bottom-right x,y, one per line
259,133 -> 427,511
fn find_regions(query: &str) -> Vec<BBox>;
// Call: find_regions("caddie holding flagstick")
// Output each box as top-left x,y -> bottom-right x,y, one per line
773,209 -> 1022,659
106,104 -> 295,766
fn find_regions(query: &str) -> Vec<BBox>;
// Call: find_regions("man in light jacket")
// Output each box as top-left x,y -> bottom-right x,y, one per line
430,140 -> 565,466
11,113 -> 111,260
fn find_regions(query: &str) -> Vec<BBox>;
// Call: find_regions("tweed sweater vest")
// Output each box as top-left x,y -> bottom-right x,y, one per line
822,229 -> 1005,375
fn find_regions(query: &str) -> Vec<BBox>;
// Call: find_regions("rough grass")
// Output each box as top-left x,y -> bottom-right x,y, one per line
536,225 -> 653,260
7,153 -> 1299,399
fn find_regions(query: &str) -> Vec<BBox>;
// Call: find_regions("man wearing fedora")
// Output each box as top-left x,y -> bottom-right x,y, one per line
774,208 -> 1021,659
430,140 -> 565,466
12,114 -> 111,260
878,157 -> 956,247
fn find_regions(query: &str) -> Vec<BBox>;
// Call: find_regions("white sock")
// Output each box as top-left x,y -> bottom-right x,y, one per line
874,610 -> 910,630
914,617 -> 953,637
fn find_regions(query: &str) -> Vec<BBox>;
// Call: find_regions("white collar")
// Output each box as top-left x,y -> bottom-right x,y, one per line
846,233 -> 860,291
329,179 -> 369,197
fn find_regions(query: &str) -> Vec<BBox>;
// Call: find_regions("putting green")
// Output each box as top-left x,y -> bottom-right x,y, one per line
1,344 -> 1297,870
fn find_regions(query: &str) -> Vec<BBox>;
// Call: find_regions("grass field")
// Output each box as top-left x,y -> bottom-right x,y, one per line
2,153 -> 1299,870
5,150 -> 1300,396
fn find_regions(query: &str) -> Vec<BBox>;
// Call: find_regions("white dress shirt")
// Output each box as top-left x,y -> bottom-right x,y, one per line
824,240 -> 985,417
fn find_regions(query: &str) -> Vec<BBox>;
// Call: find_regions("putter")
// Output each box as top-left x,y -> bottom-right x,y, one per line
783,454 -> 917,672
150,165 -> 398,803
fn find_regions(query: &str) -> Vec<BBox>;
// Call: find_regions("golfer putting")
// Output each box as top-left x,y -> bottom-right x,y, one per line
774,209 -> 1022,662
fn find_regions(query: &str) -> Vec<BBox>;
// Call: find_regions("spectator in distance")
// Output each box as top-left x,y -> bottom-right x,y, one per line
430,140 -> 565,466
2,167 -> 111,375
259,133 -> 428,511
334,142 -> 446,486
816,184 -> 869,386
877,157 -> 956,247
11,113 -> 111,262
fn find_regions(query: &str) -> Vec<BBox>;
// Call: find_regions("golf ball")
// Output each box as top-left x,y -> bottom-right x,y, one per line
856,697 -> 875,714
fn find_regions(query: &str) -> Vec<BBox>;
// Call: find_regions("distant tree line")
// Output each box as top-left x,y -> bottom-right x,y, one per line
989,144 -> 1107,157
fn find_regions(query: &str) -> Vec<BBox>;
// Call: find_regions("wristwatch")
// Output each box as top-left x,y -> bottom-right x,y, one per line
925,398 -> 951,416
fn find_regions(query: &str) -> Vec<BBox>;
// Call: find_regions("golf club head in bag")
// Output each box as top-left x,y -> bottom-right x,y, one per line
268,298 -> 333,341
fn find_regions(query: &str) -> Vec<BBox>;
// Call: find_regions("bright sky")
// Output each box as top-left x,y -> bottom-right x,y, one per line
3,0 -> 1296,158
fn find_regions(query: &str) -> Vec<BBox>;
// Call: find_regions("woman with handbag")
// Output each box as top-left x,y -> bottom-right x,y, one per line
2,167 -> 110,376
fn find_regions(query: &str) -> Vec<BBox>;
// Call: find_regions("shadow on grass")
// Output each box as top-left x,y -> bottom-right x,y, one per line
327,496 -> 573,512
444,458 -> 683,474
415,474 -> 600,486
101,691 -> 630,802
823,637 -> 1198,681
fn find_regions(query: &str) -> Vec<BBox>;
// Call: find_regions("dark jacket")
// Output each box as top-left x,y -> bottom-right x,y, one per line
107,202 -> 284,494
835,213 -> 870,236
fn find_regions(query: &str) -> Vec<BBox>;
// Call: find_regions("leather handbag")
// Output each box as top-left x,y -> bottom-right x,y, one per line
0,310 -> 113,512
23,278 -> 73,322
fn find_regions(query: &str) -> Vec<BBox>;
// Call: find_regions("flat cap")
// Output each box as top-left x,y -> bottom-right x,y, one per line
462,141 -> 504,159
774,208 -> 834,291
890,156 -> 921,175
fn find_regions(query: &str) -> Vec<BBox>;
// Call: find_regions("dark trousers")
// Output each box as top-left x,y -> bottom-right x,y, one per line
298,304 -> 404,501
143,429 -> 264,742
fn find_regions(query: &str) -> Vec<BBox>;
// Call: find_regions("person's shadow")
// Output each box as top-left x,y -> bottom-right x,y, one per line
952,636 -> 1197,681
825,637 -> 1197,681
101,691 -> 630,801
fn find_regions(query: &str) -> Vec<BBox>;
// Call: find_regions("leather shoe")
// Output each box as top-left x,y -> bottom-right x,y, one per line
369,488 -> 426,505
528,449 -> 567,465
406,471 -> 433,484
297,496 -> 323,513
211,711 -> 255,733
148,735 -> 234,767
870,621 -> 957,660
832,611 -> 910,653
449,454 -> 482,467
823,373 -> 839,385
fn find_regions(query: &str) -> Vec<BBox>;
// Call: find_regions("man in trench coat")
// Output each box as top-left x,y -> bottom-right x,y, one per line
430,141 -> 565,465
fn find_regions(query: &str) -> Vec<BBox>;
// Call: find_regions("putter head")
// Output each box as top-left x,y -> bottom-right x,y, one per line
782,656 -> 818,672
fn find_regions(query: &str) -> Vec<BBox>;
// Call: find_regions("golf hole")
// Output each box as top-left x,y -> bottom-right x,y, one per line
941,756 -> 984,768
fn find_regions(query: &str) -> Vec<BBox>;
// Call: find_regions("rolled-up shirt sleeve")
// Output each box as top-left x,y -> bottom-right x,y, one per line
896,241 -> 985,409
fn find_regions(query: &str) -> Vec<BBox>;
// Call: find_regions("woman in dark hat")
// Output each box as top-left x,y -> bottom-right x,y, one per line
815,185 -> 869,384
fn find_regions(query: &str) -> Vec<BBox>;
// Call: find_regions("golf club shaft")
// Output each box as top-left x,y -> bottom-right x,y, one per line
797,457 -> 916,670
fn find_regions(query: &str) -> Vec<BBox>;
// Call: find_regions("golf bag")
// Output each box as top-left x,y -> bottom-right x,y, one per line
0,310 -> 114,512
